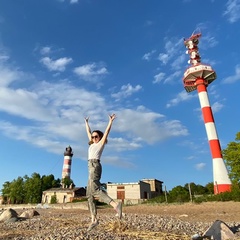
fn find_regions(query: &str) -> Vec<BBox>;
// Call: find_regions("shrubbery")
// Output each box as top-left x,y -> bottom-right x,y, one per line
50,194 -> 57,204
145,188 -> 240,204
72,198 -> 88,203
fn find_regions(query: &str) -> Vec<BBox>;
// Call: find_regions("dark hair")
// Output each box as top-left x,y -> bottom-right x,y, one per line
88,130 -> 108,145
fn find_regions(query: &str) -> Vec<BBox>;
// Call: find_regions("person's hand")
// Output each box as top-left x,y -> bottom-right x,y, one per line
109,114 -> 116,121
85,117 -> 89,122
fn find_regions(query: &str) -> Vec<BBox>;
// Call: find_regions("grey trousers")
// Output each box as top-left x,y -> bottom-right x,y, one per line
86,159 -> 113,217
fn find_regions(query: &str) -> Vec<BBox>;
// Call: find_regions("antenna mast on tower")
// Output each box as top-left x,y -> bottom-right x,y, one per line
183,32 -> 231,194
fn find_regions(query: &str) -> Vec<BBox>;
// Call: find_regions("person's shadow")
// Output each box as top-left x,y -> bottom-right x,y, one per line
230,223 -> 240,234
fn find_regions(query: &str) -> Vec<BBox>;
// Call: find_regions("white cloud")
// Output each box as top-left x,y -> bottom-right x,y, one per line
110,137 -> 142,152
114,107 -> 188,144
166,90 -> 196,108
171,55 -> 186,70
204,36 -> 218,48
187,156 -> 195,160
40,56 -> 73,72
153,70 -> 181,85
70,0 -> 79,3
57,0 -> 79,3
208,85 -> 220,99
163,70 -> 181,84
40,46 -> 51,55
144,20 -> 154,27
158,53 -> 169,65
195,162 -> 206,170
158,38 -> 183,65
194,98 -> 223,121
111,84 -> 142,100
74,63 -> 108,77
73,62 -> 108,86
0,80 -> 109,158
0,53 -> 188,164
222,64 -> 240,83
200,35 -> 218,50
223,0 -> 240,23
101,155 -> 136,168
153,71 -> 183,84
0,55 -> 9,62
142,50 -> 156,61
193,23 -> 218,50
0,46 -> 10,62
0,65 -> 23,87
153,72 -> 165,84
0,87 -> 55,121
212,101 -> 224,113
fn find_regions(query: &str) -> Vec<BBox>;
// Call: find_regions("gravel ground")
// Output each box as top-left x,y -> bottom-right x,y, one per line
0,202 -> 240,240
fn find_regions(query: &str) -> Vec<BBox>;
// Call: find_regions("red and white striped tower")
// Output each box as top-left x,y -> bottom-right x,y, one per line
183,33 -> 231,194
62,146 -> 73,181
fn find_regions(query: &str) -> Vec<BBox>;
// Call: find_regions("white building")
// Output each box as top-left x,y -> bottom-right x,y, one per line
141,178 -> 163,198
107,178 -> 163,205
107,180 -> 151,205
42,187 -> 86,204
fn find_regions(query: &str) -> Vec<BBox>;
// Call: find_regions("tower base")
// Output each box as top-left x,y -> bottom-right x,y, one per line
214,184 -> 231,194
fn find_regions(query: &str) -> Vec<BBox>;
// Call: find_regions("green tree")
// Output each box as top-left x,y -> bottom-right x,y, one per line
184,182 -> 208,195
1,181 -> 11,204
205,182 -> 214,194
222,132 -> 240,185
1,173 -> 62,204
52,178 -> 61,188
24,173 -> 43,203
169,185 -> 190,202
41,174 -> 60,191
195,184 -> 208,195
9,177 -> 25,204
62,177 -> 75,188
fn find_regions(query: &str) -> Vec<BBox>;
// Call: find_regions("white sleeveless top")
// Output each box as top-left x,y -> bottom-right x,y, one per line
88,141 -> 105,160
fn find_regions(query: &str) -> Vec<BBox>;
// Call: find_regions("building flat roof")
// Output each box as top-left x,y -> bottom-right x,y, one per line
107,182 -> 140,185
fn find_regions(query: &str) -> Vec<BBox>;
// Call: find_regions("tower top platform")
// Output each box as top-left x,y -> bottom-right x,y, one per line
64,145 -> 74,157
183,64 -> 217,92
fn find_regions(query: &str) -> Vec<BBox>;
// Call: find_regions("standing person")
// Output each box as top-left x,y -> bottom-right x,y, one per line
84,114 -> 122,231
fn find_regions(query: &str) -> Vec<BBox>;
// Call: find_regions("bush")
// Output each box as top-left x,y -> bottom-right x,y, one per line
143,195 -> 166,204
72,197 -> 88,203
50,195 -> 57,204
143,187 -> 240,205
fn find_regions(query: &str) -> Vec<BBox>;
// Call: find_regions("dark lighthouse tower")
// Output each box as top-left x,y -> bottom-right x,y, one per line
62,146 -> 73,182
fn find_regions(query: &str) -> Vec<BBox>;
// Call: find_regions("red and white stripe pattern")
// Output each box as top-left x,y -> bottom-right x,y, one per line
62,155 -> 72,179
196,78 -> 231,194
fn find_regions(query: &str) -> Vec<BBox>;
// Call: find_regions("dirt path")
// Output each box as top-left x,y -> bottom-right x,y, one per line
120,201 -> 240,222
0,201 -> 240,239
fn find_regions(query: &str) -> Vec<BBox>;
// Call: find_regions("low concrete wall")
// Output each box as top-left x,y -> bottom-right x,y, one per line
0,202 -> 89,211
50,202 -> 88,210
0,204 -> 36,210
124,199 -> 146,205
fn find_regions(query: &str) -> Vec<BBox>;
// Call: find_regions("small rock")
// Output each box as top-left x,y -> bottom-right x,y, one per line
0,208 -> 18,222
19,209 -> 40,218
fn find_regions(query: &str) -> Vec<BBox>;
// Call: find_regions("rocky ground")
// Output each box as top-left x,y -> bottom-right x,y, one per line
0,201 -> 240,240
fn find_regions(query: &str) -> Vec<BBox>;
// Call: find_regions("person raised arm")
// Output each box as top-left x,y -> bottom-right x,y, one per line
84,117 -> 92,141
100,114 -> 116,145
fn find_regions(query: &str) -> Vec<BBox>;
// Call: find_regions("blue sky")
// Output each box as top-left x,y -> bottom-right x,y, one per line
0,0 -> 240,193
